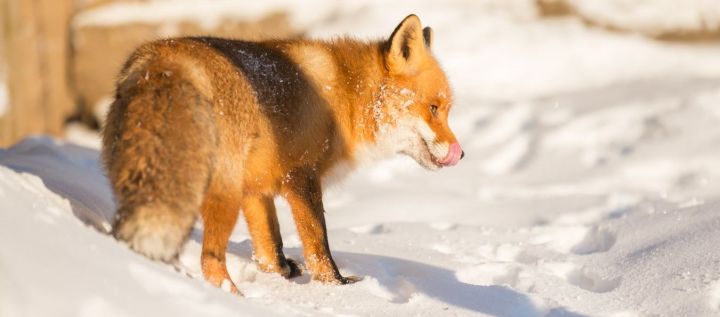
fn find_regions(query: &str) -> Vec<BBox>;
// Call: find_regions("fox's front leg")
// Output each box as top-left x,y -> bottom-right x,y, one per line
242,194 -> 301,278
281,168 -> 360,284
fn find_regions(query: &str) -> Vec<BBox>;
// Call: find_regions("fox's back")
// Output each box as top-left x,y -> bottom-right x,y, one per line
108,37 -> 346,194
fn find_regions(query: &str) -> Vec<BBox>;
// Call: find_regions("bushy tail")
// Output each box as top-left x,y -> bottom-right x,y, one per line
103,58 -> 216,262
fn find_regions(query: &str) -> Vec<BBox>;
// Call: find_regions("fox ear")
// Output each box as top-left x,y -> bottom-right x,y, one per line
423,27 -> 433,48
385,14 -> 428,75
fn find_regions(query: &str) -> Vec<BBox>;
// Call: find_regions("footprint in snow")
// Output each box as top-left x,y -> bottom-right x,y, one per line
349,223 -> 388,234
532,225 -> 616,255
541,262 -> 620,293
571,226 -> 617,255
455,263 -> 525,289
364,276 -> 417,303
567,267 -> 621,293
476,243 -> 526,262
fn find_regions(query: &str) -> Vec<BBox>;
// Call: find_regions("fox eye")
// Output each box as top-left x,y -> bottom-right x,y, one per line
430,105 -> 438,116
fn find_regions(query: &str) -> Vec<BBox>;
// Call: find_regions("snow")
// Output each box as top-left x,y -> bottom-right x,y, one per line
0,142 -> 291,316
7,1 -> 720,316
569,0 -> 720,36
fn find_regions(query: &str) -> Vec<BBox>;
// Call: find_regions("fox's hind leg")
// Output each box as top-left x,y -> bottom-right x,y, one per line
200,188 -> 242,294
242,195 -> 301,279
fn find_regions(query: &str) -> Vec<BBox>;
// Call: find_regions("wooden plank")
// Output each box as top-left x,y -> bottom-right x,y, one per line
0,0 -> 73,147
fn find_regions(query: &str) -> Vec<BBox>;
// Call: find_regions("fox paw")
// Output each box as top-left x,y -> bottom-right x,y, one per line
313,273 -> 363,285
220,278 -> 241,295
338,275 -> 363,284
282,258 -> 303,279
201,254 -> 242,295
257,257 -> 303,279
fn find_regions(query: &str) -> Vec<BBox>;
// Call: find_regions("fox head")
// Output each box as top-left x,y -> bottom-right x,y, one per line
370,15 -> 463,170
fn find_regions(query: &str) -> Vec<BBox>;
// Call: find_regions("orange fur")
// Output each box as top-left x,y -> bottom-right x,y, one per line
103,14 -> 461,293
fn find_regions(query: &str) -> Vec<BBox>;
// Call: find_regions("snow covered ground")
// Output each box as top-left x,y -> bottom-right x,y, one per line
3,1 -> 720,316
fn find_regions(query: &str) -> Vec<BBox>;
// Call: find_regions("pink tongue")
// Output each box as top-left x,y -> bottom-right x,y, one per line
439,143 -> 462,166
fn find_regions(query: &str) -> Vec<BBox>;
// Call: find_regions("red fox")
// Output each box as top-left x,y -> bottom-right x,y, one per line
103,14 -> 463,293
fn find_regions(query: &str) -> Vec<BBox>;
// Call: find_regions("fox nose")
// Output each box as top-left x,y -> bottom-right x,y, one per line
461,151 -> 465,160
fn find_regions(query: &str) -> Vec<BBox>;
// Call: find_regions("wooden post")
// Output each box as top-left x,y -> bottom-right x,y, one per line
0,0 -> 74,147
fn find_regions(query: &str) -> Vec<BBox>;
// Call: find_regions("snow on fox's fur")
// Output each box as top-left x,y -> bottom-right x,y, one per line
103,14 -> 463,294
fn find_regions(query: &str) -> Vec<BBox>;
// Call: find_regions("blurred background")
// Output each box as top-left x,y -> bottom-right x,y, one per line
1,0 -> 719,148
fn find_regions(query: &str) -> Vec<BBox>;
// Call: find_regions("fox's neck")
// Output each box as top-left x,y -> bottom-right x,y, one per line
317,39 -> 393,163
284,38 -> 401,167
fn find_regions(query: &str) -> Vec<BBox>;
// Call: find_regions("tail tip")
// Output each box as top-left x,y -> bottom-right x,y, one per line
113,205 -> 194,263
